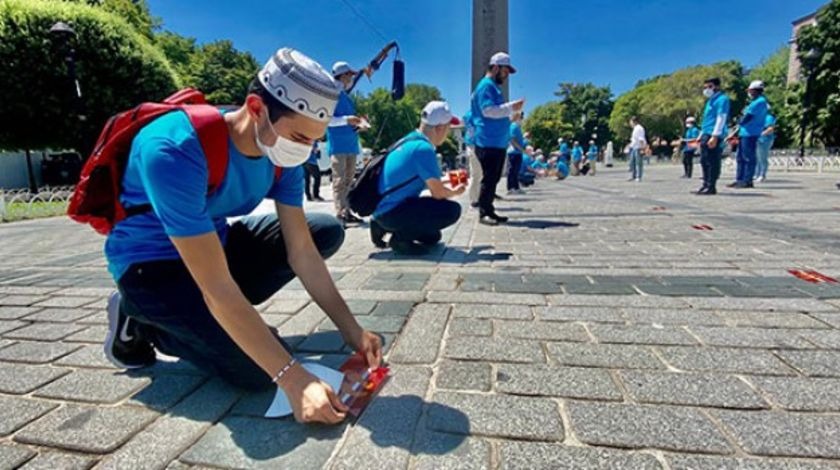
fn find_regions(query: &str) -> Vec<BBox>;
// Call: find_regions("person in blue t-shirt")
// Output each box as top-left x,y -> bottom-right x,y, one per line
328,61 -> 369,224
102,48 -> 382,425
755,112 -> 777,182
681,117 -> 700,178
585,140 -> 598,175
519,147 -> 537,187
369,101 -> 465,254
470,52 -> 525,226
558,138 -> 571,165
728,80 -> 769,189
507,112 -> 528,194
303,142 -> 324,201
571,141 -> 584,175
697,77 -> 731,195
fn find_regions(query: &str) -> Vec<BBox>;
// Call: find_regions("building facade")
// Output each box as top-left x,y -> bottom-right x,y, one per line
787,11 -> 819,84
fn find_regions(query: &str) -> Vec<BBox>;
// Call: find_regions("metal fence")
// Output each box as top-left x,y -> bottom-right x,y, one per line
767,148 -> 840,173
0,186 -> 74,222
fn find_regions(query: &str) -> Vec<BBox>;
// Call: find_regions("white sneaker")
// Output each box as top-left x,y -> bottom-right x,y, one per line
634,178 -> 641,182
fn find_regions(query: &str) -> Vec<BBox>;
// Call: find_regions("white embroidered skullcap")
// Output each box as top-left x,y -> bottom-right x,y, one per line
258,48 -> 341,123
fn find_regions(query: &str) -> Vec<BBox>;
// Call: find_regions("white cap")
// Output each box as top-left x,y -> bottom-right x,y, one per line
748,80 -> 765,90
420,101 -> 460,126
331,61 -> 355,77
489,52 -> 516,73
686,116 -> 696,123
258,48 -> 341,123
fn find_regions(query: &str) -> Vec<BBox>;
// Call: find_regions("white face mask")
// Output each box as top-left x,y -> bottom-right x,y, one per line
254,117 -> 312,168
703,88 -> 715,98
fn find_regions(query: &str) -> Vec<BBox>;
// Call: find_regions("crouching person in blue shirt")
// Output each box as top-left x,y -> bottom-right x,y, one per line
104,48 -> 382,425
369,101 -> 465,255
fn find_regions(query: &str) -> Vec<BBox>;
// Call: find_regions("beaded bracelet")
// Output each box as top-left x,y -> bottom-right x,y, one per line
271,358 -> 298,384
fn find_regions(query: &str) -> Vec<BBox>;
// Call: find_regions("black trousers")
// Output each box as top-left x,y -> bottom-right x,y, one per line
303,163 -> 321,199
682,150 -> 696,178
476,146 -> 506,216
700,135 -> 722,189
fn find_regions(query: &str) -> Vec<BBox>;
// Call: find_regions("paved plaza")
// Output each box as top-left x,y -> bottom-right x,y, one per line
2,164 -> 840,469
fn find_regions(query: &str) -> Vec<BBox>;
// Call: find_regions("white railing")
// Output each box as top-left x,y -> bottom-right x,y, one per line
768,149 -> 840,173
0,186 -> 74,222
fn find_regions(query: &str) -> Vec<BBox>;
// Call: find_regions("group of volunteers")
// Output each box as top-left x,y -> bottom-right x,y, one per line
629,77 -> 776,193
93,46 -> 536,425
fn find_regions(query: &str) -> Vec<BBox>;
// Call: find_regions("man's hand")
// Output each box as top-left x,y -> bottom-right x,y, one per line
450,184 -> 467,196
511,99 -> 525,112
279,364 -> 348,424
344,328 -> 383,369
708,136 -> 719,149
346,116 -> 362,127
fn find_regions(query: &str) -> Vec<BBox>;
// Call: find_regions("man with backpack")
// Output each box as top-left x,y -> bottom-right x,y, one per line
368,101 -> 464,254
87,48 -> 382,425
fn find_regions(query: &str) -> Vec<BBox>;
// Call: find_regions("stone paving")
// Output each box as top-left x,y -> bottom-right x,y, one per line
1,164 -> 840,469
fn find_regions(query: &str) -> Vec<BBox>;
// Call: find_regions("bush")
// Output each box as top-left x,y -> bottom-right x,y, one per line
0,0 -> 179,155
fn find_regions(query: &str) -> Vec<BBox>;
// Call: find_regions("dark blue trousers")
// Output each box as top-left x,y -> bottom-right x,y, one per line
117,213 -> 344,391
375,197 -> 461,245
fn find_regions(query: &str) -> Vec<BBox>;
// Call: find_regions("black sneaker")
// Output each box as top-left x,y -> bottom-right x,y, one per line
479,215 -> 499,226
490,213 -> 509,223
104,292 -> 156,369
370,219 -> 388,249
390,239 -> 430,255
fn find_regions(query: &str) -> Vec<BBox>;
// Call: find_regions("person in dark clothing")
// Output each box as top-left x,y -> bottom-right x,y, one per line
304,143 -> 324,201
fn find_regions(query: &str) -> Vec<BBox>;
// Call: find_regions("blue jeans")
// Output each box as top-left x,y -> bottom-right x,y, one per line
736,136 -> 758,183
507,153 -> 523,190
629,148 -> 643,180
375,197 -> 461,245
117,213 -> 345,391
755,136 -> 774,179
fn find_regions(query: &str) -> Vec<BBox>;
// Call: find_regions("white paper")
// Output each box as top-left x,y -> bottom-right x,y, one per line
264,362 -> 345,418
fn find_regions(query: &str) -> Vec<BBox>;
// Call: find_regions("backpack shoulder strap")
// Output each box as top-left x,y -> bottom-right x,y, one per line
182,105 -> 228,194
379,134 -> 429,197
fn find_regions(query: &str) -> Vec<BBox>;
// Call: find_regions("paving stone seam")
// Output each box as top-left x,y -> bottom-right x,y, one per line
768,350 -> 813,377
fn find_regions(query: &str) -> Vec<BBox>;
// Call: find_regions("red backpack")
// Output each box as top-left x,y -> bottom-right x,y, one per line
67,88 -> 280,235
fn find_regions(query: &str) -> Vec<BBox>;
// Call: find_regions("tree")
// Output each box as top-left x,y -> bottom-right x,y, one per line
61,0 -> 159,39
186,40 -> 258,105
155,30 -> 196,78
522,101 -> 574,153
0,0 -> 178,155
402,84 -> 442,110
796,0 -> 840,147
747,46 -> 792,147
554,83 -> 614,146
609,61 -> 747,143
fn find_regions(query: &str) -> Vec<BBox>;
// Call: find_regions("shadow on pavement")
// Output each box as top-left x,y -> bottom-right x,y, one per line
505,220 -> 580,229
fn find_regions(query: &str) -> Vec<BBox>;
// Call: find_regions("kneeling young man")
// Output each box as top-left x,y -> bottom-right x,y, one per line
104,48 -> 381,424
369,101 -> 464,254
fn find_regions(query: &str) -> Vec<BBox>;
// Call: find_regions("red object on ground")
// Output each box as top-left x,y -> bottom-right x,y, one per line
788,269 -> 822,284
448,170 -> 469,188
339,353 -> 390,418
652,206 -> 667,211
692,224 -> 714,231
806,270 -> 839,284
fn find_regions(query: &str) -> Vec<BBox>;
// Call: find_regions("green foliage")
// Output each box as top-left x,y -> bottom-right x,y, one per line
154,32 -> 258,105
797,0 -> 840,146
747,46 -> 792,147
354,83 -> 451,154
0,0 -> 179,153
609,61 -> 747,143
554,82 -> 614,145
186,40 -> 258,105
523,101 -> 574,153
60,0 -> 159,39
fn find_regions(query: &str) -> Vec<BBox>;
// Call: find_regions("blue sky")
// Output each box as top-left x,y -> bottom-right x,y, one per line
148,0 -> 825,115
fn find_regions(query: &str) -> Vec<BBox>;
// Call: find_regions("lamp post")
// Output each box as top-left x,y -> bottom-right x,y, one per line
799,48 -> 821,159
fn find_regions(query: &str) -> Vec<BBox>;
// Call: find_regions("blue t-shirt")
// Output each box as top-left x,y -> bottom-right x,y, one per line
520,155 -> 535,176
587,145 -> 598,160
463,111 -> 475,147
327,91 -> 361,156
559,142 -> 570,157
470,77 -> 510,149
739,95 -> 769,137
572,145 -> 584,162
759,114 -> 777,143
701,92 -> 730,137
508,122 -> 525,155
104,111 -> 304,281
374,131 -> 441,217
684,126 -> 700,140
306,143 -> 320,165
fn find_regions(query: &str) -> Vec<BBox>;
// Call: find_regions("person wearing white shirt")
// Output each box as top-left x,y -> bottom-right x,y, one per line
628,116 -> 647,182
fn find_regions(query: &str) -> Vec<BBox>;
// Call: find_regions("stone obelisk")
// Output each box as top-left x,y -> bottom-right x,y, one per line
472,0 -> 509,99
